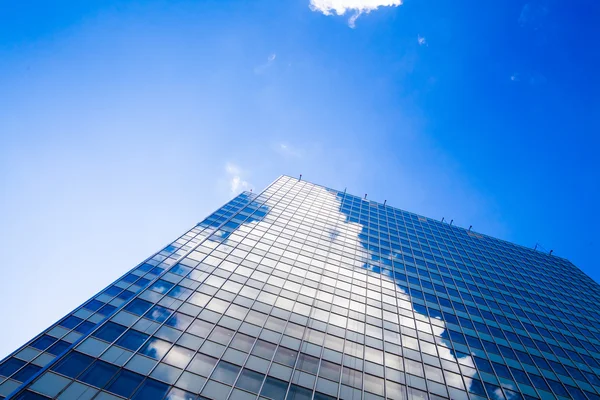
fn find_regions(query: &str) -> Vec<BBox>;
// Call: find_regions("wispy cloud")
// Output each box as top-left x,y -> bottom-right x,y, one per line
418,35 -> 427,46
275,143 -> 304,158
309,0 -> 403,28
509,72 -> 546,85
528,72 -> 546,86
225,163 -> 252,194
518,3 -> 549,29
254,53 -> 277,74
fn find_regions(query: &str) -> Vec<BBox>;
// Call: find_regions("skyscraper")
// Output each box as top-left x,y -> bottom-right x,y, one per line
1,175 -> 599,400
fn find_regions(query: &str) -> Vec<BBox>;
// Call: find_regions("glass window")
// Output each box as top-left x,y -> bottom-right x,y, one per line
260,376 -> 288,400
211,361 -> 241,385
150,280 -> 175,294
165,387 -> 196,400
170,265 -> 192,277
274,346 -> 297,367
59,315 -> 83,329
188,353 -> 218,377
364,373 -> 384,396
79,360 -> 119,388
52,351 -> 94,379
164,346 -> 195,369
125,299 -> 153,316
74,321 -> 96,334
202,380 -> 231,398
319,360 -> 341,382
118,290 -> 135,301
140,337 -> 171,360
165,312 -> 193,331
84,299 -> 104,311
188,320 -> 213,338
168,286 -> 193,300
145,306 -> 173,323
137,277 -> 151,288
14,390 -> 50,400
547,379 -> 569,398
230,333 -> 255,352
97,304 -> 117,317
252,340 -> 277,360
123,273 -> 139,283
236,368 -> 265,393
106,369 -> 145,397
132,378 -> 170,400
0,357 -> 26,377
13,364 -> 41,382
509,367 -> 531,385
297,353 -> 319,374
287,384 -> 313,400
116,330 -> 149,352
209,326 -> 235,345
104,286 -> 122,297
30,335 -> 56,351
93,322 -> 127,343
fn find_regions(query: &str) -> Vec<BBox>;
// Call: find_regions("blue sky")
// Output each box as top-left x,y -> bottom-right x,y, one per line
0,0 -> 598,359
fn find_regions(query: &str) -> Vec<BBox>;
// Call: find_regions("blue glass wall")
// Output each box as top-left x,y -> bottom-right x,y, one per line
2,176 -> 599,400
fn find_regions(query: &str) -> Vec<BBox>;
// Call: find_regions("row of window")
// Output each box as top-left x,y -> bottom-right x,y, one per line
225,188 -> 600,360
198,220 -> 593,374
229,191 -> 596,344
270,178 -> 599,308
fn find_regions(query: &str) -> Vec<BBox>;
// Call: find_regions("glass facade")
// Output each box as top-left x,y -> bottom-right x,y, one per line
1,175 -> 599,400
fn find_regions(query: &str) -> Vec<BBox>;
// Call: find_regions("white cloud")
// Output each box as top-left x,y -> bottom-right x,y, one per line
418,35 -> 427,46
225,163 -> 252,194
309,0 -> 403,28
276,143 -> 304,158
509,72 -> 546,85
529,72 -> 546,86
518,3 -> 548,29
254,53 -> 277,74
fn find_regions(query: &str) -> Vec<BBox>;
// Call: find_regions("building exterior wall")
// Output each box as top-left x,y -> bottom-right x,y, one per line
1,175 -> 599,400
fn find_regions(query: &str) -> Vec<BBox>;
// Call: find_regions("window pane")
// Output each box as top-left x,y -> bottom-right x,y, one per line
59,315 -> 83,329
273,347 -> 297,367
0,357 -> 26,377
150,280 -> 174,294
47,340 -> 70,356
211,361 -> 240,385
164,346 -> 195,369
236,368 -> 265,393
106,369 -> 145,398
116,330 -> 149,352
14,390 -> 50,400
79,360 -> 119,388
145,306 -> 173,323
166,387 -> 196,400
132,378 -> 170,400
30,335 -> 56,351
52,351 -> 94,379
188,354 -> 218,377
165,312 -> 193,331
93,322 -> 127,343
125,299 -> 153,316
13,364 -> 41,382
140,338 -> 171,360
260,376 -> 288,400
74,321 -> 96,334
287,384 -> 313,400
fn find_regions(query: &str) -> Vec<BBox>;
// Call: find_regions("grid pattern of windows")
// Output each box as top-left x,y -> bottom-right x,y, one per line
2,176 -> 600,400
